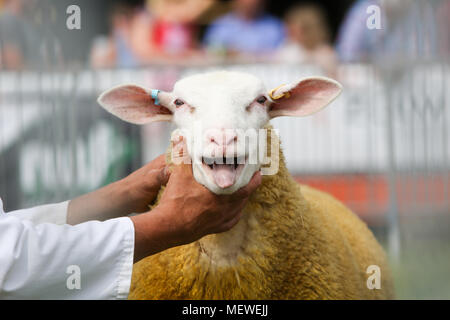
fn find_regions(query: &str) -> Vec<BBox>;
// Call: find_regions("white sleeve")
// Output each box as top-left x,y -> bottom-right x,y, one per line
8,201 -> 69,225
0,199 -> 135,300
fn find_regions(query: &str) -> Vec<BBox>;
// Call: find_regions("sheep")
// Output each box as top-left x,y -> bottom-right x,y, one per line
98,70 -> 395,299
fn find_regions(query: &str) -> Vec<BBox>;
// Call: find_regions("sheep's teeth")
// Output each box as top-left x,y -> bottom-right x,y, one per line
203,156 -> 245,169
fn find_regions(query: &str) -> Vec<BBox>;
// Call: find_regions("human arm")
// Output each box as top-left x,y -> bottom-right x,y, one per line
0,205 -> 134,299
67,155 -> 169,225
7,155 -> 168,227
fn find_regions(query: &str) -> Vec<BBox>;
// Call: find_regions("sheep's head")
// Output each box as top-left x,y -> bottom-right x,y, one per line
98,71 -> 342,194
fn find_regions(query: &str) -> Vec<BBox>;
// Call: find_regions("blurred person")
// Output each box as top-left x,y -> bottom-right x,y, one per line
335,0 -> 382,63
90,2 -> 140,68
276,4 -> 337,75
0,0 -> 41,69
120,0 -> 213,64
91,0 -> 214,68
436,0 -> 450,58
336,0 -> 437,63
143,0 -> 213,57
203,0 -> 285,56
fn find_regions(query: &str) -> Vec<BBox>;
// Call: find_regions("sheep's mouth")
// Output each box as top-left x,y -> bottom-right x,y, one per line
201,156 -> 246,189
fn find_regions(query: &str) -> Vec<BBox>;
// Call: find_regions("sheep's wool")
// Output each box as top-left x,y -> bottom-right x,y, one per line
129,128 -> 394,299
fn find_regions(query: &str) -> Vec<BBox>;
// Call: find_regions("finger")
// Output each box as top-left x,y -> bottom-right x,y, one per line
171,135 -> 184,158
171,137 -> 191,166
167,157 -> 196,180
152,154 -> 167,168
233,171 -> 262,199
157,166 -> 171,186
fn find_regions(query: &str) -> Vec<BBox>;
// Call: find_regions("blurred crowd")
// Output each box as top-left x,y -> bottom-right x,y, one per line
89,0 -> 338,72
0,0 -> 449,74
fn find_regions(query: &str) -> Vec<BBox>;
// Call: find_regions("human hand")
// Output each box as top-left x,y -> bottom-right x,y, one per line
155,162 -> 262,247
131,139 -> 262,262
120,154 -> 170,213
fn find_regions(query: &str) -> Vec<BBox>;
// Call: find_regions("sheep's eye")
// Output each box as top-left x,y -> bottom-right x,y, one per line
174,99 -> 185,107
256,96 -> 267,104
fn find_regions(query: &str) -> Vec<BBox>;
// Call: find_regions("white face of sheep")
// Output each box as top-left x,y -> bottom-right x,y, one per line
98,71 -> 342,194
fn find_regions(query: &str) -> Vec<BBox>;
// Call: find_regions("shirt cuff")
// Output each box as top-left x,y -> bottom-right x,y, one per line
115,217 -> 135,300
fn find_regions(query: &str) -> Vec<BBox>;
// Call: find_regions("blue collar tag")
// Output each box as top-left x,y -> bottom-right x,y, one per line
151,89 -> 161,106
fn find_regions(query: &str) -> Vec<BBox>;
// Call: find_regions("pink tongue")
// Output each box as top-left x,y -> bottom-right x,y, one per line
211,164 -> 237,188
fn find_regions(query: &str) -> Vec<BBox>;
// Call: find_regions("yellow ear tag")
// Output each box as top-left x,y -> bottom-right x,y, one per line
268,84 -> 291,100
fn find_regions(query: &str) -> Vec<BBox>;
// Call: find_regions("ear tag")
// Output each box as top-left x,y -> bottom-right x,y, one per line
151,89 -> 161,106
269,84 -> 291,100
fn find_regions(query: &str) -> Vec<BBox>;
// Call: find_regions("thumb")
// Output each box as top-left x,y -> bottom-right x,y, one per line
157,166 -> 171,186
170,136 -> 192,167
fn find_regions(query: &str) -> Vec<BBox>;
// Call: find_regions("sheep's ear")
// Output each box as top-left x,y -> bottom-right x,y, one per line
268,77 -> 342,118
97,85 -> 174,125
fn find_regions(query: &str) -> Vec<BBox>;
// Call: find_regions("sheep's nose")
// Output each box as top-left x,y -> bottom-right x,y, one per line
208,130 -> 238,146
